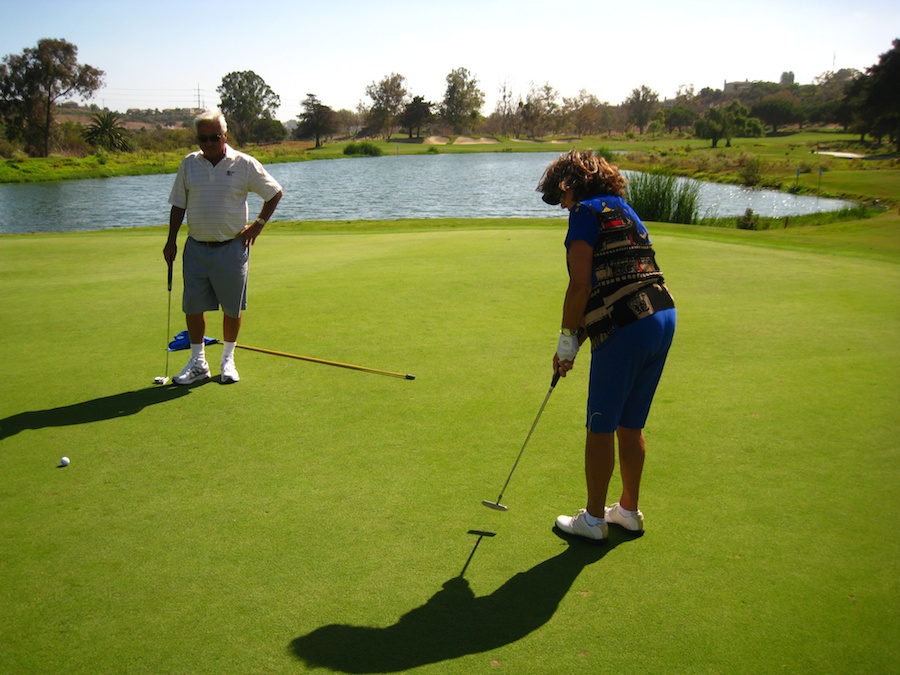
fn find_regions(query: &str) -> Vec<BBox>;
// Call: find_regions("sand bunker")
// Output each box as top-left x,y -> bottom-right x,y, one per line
814,151 -> 866,159
454,136 -> 499,144
423,136 -> 500,145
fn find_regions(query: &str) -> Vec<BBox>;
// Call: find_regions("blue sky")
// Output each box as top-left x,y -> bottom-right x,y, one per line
2,0 -> 897,122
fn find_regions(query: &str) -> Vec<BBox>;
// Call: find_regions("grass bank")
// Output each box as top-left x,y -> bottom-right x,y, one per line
1,218 -> 897,673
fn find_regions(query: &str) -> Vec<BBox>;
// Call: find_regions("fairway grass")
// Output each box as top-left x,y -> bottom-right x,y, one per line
1,219 -> 898,673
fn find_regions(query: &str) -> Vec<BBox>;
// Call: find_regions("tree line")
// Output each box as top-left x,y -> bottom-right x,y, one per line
1,37 -> 897,157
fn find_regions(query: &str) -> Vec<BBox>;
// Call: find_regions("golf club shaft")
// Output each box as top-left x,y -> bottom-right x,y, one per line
491,371 -> 560,504
165,261 -> 173,378
234,343 -> 415,380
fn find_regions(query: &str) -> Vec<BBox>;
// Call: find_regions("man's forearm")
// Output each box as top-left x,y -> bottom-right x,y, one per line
168,207 -> 186,242
256,191 -> 283,223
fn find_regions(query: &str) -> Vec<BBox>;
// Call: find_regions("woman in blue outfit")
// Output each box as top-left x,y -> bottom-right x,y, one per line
537,150 -> 676,543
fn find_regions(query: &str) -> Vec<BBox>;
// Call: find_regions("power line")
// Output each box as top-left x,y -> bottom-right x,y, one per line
69,87 -> 219,111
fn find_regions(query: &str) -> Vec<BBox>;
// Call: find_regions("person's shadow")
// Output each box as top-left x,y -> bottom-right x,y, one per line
0,381 -> 205,441
289,528 -> 640,673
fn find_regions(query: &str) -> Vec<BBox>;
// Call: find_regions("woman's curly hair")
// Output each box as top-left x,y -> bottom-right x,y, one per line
536,149 -> 627,204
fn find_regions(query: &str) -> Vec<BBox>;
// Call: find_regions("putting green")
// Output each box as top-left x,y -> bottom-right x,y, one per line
0,220 -> 897,673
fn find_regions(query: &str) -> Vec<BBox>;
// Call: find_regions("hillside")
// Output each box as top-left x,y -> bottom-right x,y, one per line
56,102 -> 198,131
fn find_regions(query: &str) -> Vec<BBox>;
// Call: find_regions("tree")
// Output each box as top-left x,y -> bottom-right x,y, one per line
862,39 -> 900,151
365,73 -> 407,140
294,94 -> 339,147
563,90 -> 611,137
492,81 -> 517,137
439,67 -> 484,134
515,82 -> 560,138
808,69 -> 860,126
536,82 -> 561,135
0,38 -> 104,156
252,117 -> 286,144
83,110 -> 131,151
694,107 -> 727,148
336,108 -> 363,138
662,105 -> 698,133
750,94 -> 801,133
624,85 -> 658,134
518,95 -> 543,138
217,70 -> 280,146
399,96 -> 432,139
695,101 -> 758,147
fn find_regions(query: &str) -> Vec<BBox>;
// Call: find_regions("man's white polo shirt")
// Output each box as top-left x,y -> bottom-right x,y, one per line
168,144 -> 282,242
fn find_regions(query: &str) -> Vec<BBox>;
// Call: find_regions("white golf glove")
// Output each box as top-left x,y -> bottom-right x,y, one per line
556,332 -> 580,362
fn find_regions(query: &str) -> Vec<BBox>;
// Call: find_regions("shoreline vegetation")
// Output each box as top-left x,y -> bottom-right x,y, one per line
1,129 -> 897,207
1,129 -> 897,233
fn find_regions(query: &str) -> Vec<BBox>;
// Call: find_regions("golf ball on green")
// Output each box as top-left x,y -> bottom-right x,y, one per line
60,457 -> 70,467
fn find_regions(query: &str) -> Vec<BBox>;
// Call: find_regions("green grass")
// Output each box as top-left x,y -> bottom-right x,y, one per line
1,216 -> 898,673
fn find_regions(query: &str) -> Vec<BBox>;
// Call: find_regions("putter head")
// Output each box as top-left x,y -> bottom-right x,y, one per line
154,376 -> 170,385
482,499 -> 508,512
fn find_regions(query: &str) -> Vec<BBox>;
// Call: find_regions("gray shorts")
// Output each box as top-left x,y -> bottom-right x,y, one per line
182,236 -> 249,318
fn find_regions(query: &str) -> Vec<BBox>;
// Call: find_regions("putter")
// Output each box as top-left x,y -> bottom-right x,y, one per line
154,261 -> 174,385
482,371 -> 560,511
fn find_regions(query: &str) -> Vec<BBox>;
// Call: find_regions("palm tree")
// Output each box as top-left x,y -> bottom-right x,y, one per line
83,110 -> 131,152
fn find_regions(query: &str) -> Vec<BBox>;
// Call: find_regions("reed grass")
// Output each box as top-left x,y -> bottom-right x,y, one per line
626,170 -> 702,224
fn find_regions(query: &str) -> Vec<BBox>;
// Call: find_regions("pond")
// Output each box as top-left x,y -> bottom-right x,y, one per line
0,152 -> 856,235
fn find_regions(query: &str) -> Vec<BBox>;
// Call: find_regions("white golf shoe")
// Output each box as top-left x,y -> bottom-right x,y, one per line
555,509 -> 608,543
221,356 -> 240,384
173,357 -> 210,385
604,503 -> 644,532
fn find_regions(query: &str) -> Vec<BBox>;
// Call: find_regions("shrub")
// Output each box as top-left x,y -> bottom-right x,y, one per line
0,138 -> 19,159
737,208 -> 761,230
738,157 -> 764,186
344,141 -> 383,157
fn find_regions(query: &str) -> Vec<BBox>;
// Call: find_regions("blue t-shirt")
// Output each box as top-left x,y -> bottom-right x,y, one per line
565,194 -> 651,254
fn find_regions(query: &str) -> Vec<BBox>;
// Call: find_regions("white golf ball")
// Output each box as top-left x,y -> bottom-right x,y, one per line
60,457 -> 70,467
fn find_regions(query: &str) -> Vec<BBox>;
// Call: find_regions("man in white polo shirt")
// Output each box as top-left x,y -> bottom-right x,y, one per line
163,109 -> 283,385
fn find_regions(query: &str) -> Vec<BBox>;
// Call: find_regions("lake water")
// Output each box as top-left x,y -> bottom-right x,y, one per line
0,152 -> 856,234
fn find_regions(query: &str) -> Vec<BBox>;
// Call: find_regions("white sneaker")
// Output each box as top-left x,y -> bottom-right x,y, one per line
605,503 -> 644,532
555,509 -> 608,543
221,356 -> 240,383
173,357 -> 210,385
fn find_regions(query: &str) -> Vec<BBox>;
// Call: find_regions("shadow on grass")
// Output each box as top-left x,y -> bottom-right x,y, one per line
0,380 -> 209,441
289,527 -> 641,672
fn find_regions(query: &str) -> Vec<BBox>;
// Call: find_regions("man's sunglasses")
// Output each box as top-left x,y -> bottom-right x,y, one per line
197,134 -> 223,143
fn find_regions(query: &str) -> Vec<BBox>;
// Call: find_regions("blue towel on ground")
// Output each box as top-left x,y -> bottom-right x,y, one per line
168,330 -> 219,351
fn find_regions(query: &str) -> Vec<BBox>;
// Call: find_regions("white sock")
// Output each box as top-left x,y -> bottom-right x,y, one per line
191,343 -> 205,362
222,341 -> 236,360
583,511 -> 604,526
616,505 -> 637,518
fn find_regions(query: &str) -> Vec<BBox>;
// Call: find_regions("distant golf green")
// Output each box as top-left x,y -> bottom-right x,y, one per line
1,216 -> 897,673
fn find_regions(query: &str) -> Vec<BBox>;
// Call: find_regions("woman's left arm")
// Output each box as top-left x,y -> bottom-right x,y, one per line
555,240 -> 593,376
562,240 -> 593,331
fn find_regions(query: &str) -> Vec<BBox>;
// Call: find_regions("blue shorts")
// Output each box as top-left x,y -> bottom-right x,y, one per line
586,308 -> 676,433
182,237 -> 249,318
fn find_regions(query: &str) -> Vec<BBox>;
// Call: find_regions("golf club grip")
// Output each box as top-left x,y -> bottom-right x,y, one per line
551,371 -> 560,388
167,261 -> 173,291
